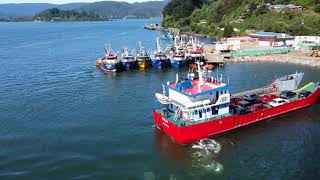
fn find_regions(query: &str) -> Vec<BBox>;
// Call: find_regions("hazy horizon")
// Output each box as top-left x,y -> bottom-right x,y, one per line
0,0 -> 162,4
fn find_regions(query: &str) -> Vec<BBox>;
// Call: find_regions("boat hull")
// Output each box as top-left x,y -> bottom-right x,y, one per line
99,63 -> 122,73
151,59 -> 171,69
138,60 -> 151,69
153,88 -> 320,144
170,58 -> 185,68
122,61 -> 136,70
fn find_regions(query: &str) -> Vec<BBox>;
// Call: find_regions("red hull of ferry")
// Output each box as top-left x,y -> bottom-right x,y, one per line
153,88 -> 320,144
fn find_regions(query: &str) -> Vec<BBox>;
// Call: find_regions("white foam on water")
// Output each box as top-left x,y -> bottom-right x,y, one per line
192,139 -> 222,155
190,139 -> 224,175
143,171 -> 155,180
203,161 -> 224,173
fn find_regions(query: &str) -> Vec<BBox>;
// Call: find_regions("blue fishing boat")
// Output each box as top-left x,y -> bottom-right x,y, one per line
170,37 -> 186,68
151,38 -> 170,69
170,51 -> 185,68
121,47 -> 136,70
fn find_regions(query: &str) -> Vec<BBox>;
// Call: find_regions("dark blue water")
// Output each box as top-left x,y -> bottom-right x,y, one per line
0,20 -> 319,179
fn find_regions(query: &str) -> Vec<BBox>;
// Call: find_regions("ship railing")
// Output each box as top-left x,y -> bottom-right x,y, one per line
156,107 -> 234,127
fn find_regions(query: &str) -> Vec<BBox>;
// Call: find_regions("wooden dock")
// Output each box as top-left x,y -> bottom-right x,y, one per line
203,44 -> 225,65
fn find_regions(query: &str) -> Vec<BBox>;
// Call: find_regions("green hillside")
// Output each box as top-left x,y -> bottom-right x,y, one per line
33,8 -> 104,22
162,0 -> 320,37
79,1 -> 170,19
0,1 -> 169,20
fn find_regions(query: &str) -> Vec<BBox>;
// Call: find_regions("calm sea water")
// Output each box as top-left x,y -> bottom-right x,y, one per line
0,19 -> 319,180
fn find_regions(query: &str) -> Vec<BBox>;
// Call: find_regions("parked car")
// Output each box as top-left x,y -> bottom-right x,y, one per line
280,90 -> 296,99
259,94 -> 280,103
250,103 -> 267,112
229,104 -> 240,114
246,98 -> 263,105
244,93 -> 259,100
230,96 -> 241,105
237,100 -> 251,107
298,90 -> 311,99
269,98 -> 289,107
235,107 -> 252,115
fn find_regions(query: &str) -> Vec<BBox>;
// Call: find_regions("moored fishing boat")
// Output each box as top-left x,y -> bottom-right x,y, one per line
153,64 -> 320,144
136,42 -> 151,69
97,44 -> 123,73
170,37 -> 186,68
170,51 -> 185,68
185,37 -> 205,67
151,38 -> 170,69
121,47 -> 136,70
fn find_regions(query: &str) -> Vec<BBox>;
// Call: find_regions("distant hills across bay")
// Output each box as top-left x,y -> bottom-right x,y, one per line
0,0 -> 169,19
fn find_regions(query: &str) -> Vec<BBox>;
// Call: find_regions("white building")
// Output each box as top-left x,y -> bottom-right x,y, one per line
294,36 -> 320,50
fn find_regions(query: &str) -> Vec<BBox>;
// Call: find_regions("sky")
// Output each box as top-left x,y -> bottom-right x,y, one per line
0,0 -> 153,4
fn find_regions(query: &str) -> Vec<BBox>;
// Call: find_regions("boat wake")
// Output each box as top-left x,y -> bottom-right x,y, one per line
189,139 -> 224,174
192,139 -> 221,155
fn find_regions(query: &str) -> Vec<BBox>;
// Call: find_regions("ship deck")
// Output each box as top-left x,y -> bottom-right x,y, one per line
156,82 -> 319,127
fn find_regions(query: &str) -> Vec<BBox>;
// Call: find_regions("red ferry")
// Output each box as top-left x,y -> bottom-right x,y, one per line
153,63 -> 320,144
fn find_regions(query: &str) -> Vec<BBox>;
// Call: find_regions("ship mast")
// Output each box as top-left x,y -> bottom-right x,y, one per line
156,37 -> 161,53
197,60 -> 204,93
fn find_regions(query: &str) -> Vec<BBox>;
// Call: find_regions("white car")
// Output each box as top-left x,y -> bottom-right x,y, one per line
269,98 -> 289,107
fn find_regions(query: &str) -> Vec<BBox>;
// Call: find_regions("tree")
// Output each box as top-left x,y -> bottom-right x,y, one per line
223,24 -> 234,37
315,4 -> 320,13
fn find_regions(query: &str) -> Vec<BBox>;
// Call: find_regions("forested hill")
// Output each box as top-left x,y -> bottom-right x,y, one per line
0,1 -> 169,19
0,3 -> 87,18
162,0 -> 320,37
33,8 -> 104,22
79,0 -> 170,19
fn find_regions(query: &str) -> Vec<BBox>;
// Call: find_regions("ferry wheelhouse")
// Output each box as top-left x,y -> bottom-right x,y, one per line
153,63 -> 320,144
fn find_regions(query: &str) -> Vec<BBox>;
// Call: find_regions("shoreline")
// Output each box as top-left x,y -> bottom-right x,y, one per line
227,51 -> 320,68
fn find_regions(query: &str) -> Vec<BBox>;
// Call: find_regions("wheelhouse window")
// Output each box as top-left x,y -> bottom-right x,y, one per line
211,106 -> 218,115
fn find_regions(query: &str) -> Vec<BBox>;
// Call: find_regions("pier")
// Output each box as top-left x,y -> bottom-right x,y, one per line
203,44 -> 225,66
